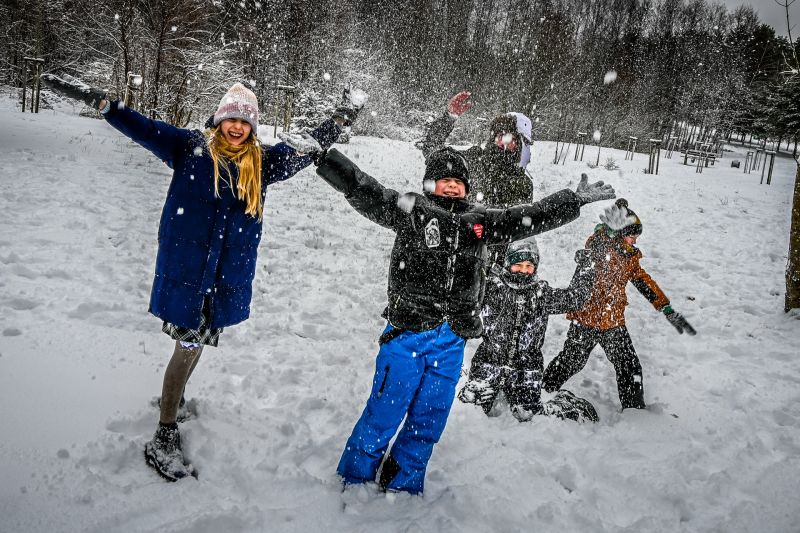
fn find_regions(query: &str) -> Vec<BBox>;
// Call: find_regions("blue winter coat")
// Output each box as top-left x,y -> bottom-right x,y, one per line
103,103 -> 341,329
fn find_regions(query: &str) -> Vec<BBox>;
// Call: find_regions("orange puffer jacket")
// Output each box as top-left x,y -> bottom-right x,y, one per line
567,229 -> 669,330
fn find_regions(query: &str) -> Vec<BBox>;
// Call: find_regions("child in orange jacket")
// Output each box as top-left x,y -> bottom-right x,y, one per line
542,199 -> 695,409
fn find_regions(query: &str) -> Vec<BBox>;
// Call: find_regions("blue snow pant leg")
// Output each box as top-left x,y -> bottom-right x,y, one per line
336,324 -> 426,485
385,323 -> 465,494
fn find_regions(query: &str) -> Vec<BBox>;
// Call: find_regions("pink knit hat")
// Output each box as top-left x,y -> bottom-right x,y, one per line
213,83 -> 259,132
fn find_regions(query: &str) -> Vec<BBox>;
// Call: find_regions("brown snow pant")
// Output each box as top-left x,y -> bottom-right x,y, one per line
159,341 -> 203,424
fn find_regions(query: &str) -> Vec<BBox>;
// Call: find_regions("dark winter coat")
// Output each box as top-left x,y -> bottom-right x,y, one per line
103,103 -> 340,329
568,228 -> 669,330
315,148 -> 583,339
416,112 -> 533,208
476,253 -> 595,373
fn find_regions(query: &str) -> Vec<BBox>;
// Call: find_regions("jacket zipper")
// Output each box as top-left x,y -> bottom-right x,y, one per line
377,365 -> 390,397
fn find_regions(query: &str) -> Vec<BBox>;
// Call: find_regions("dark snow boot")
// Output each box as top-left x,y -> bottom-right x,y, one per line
144,423 -> 197,481
151,396 -> 196,423
541,390 -> 599,423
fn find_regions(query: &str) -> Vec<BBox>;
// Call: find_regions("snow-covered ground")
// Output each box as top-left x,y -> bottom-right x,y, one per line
1,89 -> 799,533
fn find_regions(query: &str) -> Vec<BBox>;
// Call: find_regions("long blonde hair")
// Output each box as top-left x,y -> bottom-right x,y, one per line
206,128 -> 263,219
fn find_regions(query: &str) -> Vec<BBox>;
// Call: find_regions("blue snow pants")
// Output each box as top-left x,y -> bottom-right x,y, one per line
337,322 -> 465,494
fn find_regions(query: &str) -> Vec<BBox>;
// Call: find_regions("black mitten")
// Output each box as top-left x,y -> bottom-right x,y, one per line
332,105 -> 359,127
662,306 -> 697,335
41,74 -> 107,109
332,87 -> 368,127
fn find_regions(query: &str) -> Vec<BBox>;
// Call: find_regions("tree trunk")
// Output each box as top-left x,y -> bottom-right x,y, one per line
787,162 -> 800,312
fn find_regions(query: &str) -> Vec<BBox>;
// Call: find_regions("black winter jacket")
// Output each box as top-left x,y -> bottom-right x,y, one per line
316,149 -> 583,339
477,252 -> 595,370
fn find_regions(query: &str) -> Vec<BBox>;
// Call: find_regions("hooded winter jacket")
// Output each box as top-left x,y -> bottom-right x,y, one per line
568,228 -> 669,330
103,103 -> 340,329
315,149 -> 583,338
416,112 -> 533,208
478,252 -> 595,371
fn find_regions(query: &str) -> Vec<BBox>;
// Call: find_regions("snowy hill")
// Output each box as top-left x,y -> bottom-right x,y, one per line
1,91 -> 799,533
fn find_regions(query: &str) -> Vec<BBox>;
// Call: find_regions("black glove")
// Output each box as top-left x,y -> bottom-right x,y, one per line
662,306 -> 696,335
332,105 -> 359,127
332,87 -> 368,127
40,73 -> 107,109
575,173 -> 616,205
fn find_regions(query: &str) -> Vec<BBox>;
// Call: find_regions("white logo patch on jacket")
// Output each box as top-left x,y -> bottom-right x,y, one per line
425,218 -> 441,248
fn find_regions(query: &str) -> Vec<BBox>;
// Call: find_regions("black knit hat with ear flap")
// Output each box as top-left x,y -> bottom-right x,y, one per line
615,199 -> 642,236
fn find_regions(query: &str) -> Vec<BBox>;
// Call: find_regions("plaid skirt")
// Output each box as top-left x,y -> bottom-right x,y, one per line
162,301 -> 222,347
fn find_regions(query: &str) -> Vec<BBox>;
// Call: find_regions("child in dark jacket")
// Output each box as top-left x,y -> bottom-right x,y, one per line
279,132 -> 615,493
458,237 -> 597,422
42,74 -> 359,481
542,199 -> 696,409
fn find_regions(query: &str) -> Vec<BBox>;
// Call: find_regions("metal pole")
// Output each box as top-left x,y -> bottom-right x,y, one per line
655,141 -> 661,175
21,62 -> 27,113
766,151 -> 775,185
34,63 -> 41,113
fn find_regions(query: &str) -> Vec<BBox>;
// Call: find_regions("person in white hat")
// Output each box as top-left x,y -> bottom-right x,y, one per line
41,74 -> 365,481
416,91 -> 535,209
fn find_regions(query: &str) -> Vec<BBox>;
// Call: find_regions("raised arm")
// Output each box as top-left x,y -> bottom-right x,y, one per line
484,173 -> 615,244
415,91 -> 472,159
265,88 -> 367,185
41,73 -> 185,164
484,189 -> 583,244
264,119 -> 341,185
315,148 -> 405,230
541,249 -> 596,314
103,102 -> 186,165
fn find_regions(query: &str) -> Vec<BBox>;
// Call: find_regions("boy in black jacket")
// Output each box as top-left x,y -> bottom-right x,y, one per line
280,133 -> 614,494
458,237 -> 598,422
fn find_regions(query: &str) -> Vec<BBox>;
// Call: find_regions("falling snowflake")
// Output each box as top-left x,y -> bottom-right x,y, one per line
397,194 -> 416,213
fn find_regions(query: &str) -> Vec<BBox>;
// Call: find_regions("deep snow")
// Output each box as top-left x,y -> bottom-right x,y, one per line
1,90 -> 799,533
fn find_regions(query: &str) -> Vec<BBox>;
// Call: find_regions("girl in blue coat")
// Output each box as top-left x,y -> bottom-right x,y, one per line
43,75 -> 359,480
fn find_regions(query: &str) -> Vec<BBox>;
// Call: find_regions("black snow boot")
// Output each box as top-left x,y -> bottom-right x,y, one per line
144,423 -> 197,481
541,390 -> 599,423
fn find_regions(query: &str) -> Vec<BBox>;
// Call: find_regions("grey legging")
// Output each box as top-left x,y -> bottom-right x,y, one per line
159,341 -> 203,424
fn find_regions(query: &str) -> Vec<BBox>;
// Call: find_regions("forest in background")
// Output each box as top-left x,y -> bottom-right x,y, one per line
1,0 -> 798,152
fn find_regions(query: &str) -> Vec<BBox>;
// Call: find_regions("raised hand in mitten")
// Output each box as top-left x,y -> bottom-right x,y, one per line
332,87 -> 369,127
447,91 -> 473,117
599,203 -> 637,231
576,173 -> 615,205
662,305 -> 697,335
41,73 -> 107,109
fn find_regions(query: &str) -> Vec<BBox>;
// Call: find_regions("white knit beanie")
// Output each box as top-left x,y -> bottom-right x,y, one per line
213,83 -> 259,132
507,112 -> 533,168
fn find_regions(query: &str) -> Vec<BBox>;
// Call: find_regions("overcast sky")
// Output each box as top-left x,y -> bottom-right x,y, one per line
720,0 -> 800,37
